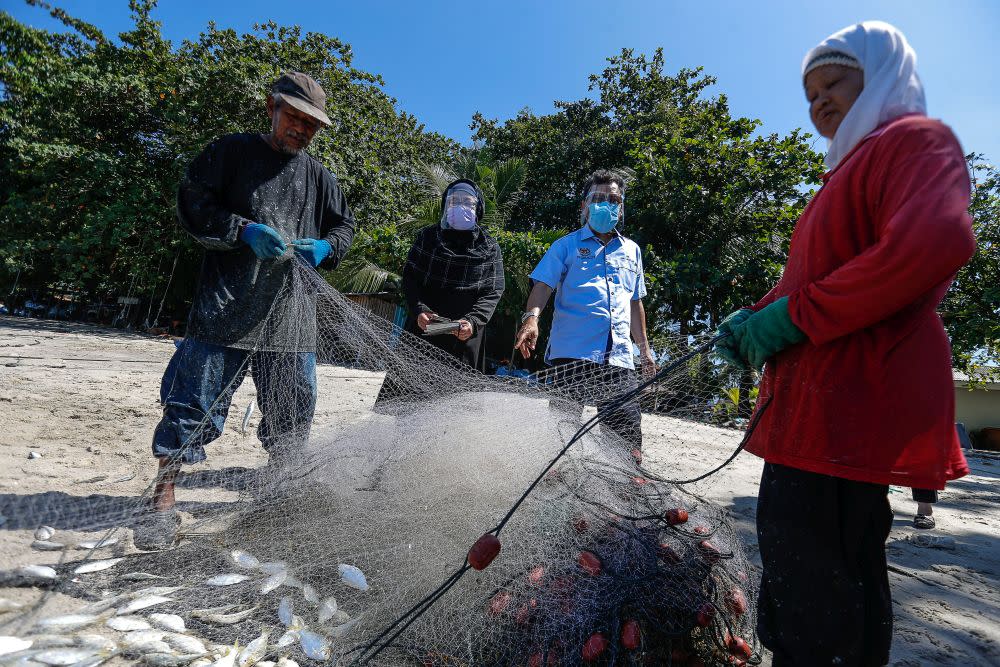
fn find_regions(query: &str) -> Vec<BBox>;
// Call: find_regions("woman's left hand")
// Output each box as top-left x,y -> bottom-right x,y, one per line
454,319 -> 474,341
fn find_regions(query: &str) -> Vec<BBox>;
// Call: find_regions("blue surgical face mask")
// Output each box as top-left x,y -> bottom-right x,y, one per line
445,205 -> 477,230
587,202 -> 620,234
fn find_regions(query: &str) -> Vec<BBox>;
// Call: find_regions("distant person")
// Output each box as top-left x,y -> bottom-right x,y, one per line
402,180 -> 505,370
514,169 -> 656,452
135,71 -> 356,550
0,301 -> 7,315
715,22 -> 975,666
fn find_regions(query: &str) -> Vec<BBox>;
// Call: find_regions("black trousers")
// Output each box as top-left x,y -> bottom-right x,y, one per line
757,463 -> 893,667
548,358 -> 642,451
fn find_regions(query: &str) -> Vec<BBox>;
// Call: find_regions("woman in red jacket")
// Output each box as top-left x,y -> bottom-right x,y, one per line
716,21 -> 976,667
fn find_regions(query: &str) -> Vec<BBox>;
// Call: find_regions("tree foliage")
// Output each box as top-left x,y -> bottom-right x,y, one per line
941,154 -> 1000,382
0,0 -> 453,318
1,7 -> 996,379
473,49 -> 825,336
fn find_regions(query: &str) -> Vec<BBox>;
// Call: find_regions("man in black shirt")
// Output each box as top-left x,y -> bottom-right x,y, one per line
136,72 -> 356,549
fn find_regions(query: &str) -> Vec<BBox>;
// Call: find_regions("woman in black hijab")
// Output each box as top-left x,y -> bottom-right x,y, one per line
401,179 -> 505,370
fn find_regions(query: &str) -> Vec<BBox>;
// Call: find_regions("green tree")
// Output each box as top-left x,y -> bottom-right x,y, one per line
0,0 -> 453,322
941,154 -> 1000,383
473,49 -> 825,338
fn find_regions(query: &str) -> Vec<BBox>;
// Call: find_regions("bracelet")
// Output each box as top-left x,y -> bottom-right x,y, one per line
520,311 -> 539,325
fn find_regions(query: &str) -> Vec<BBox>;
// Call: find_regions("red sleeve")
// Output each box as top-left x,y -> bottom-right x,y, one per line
788,119 -> 976,345
752,283 -> 783,312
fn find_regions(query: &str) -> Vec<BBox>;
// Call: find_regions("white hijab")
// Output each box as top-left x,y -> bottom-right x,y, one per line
802,21 -> 926,169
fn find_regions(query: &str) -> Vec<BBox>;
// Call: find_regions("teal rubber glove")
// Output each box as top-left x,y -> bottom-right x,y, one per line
714,308 -> 754,368
730,296 -> 805,370
241,223 -> 286,259
291,239 -> 333,267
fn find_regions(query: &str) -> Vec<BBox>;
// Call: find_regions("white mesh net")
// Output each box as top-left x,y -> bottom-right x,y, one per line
0,258 -> 763,666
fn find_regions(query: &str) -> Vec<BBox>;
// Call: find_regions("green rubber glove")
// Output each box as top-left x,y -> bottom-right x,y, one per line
714,308 -> 754,368
730,297 -> 805,370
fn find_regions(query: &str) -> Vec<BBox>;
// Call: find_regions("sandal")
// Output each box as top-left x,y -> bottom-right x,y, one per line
913,514 -> 935,530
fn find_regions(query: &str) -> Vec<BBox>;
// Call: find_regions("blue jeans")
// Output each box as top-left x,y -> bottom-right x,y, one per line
152,339 -> 317,464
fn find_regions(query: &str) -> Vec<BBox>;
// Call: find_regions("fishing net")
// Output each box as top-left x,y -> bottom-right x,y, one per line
1,257 -> 762,667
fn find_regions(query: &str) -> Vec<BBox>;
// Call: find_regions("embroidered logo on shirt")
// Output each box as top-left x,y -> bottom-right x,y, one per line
577,247 -> 592,258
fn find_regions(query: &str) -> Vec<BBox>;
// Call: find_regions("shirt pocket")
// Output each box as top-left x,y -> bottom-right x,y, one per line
606,256 -> 639,295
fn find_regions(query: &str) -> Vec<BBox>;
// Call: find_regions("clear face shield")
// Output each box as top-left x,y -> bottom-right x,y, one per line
580,185 -> 625,233
441,185 -> 480,230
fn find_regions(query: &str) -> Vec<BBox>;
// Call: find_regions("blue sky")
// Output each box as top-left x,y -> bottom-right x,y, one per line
6,0 -> 999,163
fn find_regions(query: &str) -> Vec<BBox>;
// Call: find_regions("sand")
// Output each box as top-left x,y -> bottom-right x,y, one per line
0,315 -> 997,665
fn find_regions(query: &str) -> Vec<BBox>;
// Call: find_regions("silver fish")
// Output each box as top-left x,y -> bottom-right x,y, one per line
190,606 -> 258,625
106,616 -> 151,632
68,653 -> 110,667
317,597 -> 338,623
298,630 -> 330,661
329,614 -> 362,640
236,631 -> 267,667
119,572 -> 168,582
73,559 -> 122,574
259,570 -> 286,595
121,630 -> 166,647
230,550 -> 259,570
76,537 -> 119,550
142,654 -> 205,667
0,599 -> 25,613
337,564 -> 368,592
147,613 -> 185,633
189,659 -> 213,667
21,635 -> 75,648
33,648 -> 103,666
130,586 -> 182,598
78,595 -> 125,615
17,565 -> 57,581
301,585 -> 319,605
275,659 -> 298,667
35,612 -> 108,632
74,635 -> 116,652
33,526 -> 55,541
122,640 -> 171,657
210,645 -> 238,667
116,596 -> 173,615
205,573 -> 249,587
30,540 -> 65,552
274,631 -> 298,649
240,403 -> 255,436
277,597 -> 294,626
0,637 -> 32,656
162,633 -> 206,655
257,562 -> 286,575
257,662 -> 275,667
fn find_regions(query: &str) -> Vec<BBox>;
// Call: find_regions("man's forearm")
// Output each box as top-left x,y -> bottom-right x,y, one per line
523,281 -> 554,316
630,299 -> 652,357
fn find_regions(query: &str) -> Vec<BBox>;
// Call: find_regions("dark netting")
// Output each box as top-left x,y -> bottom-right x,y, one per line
0,257 -> 762,667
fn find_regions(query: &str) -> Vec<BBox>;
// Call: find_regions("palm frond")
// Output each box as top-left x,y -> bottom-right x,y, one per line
328,255 -> 400,294
399,200 -> 442,236
491,158 -> 527,206
414,161 -> 455,199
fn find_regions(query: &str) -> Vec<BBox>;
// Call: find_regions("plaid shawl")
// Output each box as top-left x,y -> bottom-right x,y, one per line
404,225 -> 504,294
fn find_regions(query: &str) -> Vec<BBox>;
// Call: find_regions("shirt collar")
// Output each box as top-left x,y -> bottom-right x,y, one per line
579,224 -> 623,244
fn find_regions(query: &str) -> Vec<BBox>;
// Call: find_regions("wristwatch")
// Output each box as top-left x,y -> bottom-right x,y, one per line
520,311 -> 539,324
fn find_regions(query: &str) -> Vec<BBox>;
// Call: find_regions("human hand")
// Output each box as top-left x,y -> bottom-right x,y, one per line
514,318 -> 539,359
290,238 -> 332,267
714,308 -> 754,368
416,312 -> 437,331
640,352 -> 658,381
241,223 -> 286,259
454,319 -> 473,341
731,297 -> 805,370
